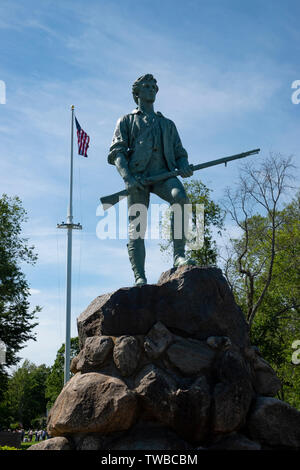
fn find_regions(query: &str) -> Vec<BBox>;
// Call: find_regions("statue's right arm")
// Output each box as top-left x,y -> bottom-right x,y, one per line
108,116 -> 144,191
115,153 -> 144,191
115,152 -> 133,186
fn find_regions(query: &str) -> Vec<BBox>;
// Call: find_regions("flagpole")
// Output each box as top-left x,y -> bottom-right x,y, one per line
57,105 -> 82,385
68,105 -> 74,227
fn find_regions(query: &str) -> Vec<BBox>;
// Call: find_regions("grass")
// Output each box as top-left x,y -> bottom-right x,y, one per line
20,436 -> 47,450
21,441 -> 35,450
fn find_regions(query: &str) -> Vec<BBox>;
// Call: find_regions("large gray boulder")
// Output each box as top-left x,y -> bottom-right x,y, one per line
166,338 -> 215,376
28,437 -> 72,450
247,397 -> 300,449
113,336 -> 142,376
208,432 -> 261,450
47,372 -> 137,436
144,321 -> 173,359
77,266 -> 250,349
44,266 -> 299,450
109,423 -> 193,450
74,335 -> 114,373
245,347 -> 281,397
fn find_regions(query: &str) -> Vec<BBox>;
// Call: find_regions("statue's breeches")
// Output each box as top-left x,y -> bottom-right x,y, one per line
127,177 -> 189,245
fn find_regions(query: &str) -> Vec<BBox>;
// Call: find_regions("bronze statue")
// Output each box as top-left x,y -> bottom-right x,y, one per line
108,74 -> 196,285
106,74 -> 260,286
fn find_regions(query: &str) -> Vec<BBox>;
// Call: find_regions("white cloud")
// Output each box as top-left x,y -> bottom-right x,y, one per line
29,288 -> 41,295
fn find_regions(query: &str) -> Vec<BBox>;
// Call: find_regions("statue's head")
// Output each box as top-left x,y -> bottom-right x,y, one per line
132,74 -> 159,105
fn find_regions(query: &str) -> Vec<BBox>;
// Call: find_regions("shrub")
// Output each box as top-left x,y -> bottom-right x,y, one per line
0,445 -> 18,450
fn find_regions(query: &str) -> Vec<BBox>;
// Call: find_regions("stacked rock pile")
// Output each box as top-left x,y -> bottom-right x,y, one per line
29,266 -> 300,451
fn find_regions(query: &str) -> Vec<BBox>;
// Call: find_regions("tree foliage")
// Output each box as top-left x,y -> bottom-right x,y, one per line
0,194 -> 40,400
249,194 -> 300,409
0,339 -> 80,428
45,337 -> 80,408
1,360 -> 50,428
222,153 -> 295,328
160,179 -> 224,266
222,153 -> 299,409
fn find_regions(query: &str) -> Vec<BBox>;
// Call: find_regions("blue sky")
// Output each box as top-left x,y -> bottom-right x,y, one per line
0,0 -> 299,367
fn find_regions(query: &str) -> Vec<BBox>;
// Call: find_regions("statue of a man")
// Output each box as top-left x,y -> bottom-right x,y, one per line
108,74 -> 195,285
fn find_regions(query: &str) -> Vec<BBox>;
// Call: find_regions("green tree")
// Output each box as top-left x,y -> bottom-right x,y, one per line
160,180 -> 224,265
249,195 -> 300,409
222,153 -> 295,328
224,191 -> 300,409
3,360 -> 50,428
45,337 -> 80,408
221,154 -> 300,408
0,194 -> 40,400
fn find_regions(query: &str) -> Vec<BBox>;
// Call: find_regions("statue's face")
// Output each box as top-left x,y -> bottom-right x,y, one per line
137,79 -> 157,104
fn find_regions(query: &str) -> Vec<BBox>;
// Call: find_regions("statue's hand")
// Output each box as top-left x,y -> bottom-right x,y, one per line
124,174 -> 144,191
178,160 -> 193,178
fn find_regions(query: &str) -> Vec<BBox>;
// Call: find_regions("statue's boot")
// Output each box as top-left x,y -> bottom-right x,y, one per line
172,212 -> 196,268
127,239 -> 147,286
173,241 -> 196,268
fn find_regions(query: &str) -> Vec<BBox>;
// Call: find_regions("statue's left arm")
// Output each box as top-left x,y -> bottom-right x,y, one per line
172,122 -> 193,178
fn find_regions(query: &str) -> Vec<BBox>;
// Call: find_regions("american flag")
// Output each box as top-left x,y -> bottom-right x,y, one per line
75,117 -> 90,157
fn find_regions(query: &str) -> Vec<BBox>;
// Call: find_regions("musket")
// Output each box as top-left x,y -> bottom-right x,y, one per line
100,148 -> 260,209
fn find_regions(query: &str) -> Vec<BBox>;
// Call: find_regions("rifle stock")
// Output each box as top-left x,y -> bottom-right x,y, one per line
100,148 -> 260,209
101,189 -> 128,210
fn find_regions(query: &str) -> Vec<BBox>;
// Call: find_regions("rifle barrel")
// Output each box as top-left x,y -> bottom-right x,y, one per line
191,148 -> 260,172
100,148 -> 260,208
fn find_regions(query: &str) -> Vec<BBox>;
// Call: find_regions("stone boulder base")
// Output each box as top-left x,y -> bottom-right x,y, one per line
36,266 -> 298,451
247,397 -> 300,448
208,432 -> 261,450
47,372 -> 137,436
77,266 -> 250,349
28,437 -> 71,450
109,423 -> 193,450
